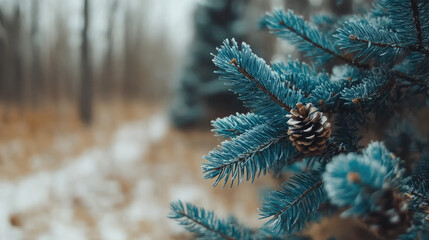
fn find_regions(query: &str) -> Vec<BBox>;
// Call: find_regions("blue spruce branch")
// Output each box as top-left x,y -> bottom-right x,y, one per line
331,112 -> 363,152
203,123 -> 296,188
379,0 -> 429,47
211,112 -> 268,139
336,20 -> 406,63
272,58 -> 330,96
265,10 -> 370,69
323,142 -> 403,216
337,20 -> 429,62
229,58 -> 293,112
340,68 -> 395,109
265,10 -> 339,65
260,170 -> 327,233
169,201 -> 251,240
213,39 -> 305,126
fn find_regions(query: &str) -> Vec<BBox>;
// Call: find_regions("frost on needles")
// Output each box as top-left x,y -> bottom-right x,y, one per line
170,1 -> 429,239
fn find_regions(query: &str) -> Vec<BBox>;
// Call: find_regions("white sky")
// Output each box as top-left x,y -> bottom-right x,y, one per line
1,0 -> 197,64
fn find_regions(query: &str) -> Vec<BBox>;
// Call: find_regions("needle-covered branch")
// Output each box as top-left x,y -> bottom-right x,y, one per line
169,201 -> 252,240
213,39 -> 305,126
260,170 -> 327,233
203,123 -> 296,188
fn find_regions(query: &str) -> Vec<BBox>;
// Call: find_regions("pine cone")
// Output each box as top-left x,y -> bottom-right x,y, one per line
364,189 -> 410,238
286,103 -> 331,155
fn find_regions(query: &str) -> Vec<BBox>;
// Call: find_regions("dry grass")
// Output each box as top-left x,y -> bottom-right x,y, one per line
0,101 -> 160,180
0,108 -> 275,239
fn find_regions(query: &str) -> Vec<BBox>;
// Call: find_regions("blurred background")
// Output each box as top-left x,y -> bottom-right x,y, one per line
0,0 -> 372,239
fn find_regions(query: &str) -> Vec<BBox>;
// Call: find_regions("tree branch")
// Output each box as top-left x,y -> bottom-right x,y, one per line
348,34 -> 429,55
277,21 -> 371,69
229,58 -> 292,112
410,0 -> 424,49
211,135 -> 288,172
177,211 -> 235,240
272,180 -> 323,219
279,75 -> 310,97
393,70 -> 428,87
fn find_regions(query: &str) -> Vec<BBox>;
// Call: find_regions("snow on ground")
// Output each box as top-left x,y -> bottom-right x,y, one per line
0,108 -> 271,240
0,113 -> 170,240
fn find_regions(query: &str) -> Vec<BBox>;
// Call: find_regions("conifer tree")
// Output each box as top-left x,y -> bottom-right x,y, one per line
170,0 -> 429,239
170,0 -> 248,128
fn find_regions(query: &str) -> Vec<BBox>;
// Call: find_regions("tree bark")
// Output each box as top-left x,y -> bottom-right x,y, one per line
79,0 -> 93,124
31,0 -> 43,106
12,6 -> 23,104
101,0 -> 117,100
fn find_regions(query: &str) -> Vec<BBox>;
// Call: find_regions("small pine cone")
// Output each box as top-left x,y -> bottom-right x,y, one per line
287,103 -> 331,155
364,189 -> 410,238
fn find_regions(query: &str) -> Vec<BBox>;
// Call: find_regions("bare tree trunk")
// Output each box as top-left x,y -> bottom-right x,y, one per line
0,8 -> 6,104
122,3 -> 143,100
31,0 -> 43,106
101,0 -> 117,100
79,0 -> 93,124
12,6 -> 23,104
123,5 -> 134,100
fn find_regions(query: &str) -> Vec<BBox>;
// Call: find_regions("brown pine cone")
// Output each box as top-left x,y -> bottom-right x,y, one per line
286,102 -> 331,155
364,188 -> 410,238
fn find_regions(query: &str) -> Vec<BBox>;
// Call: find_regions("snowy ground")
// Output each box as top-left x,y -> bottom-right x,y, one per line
0,113 -> 171,239
0,109 -> 273,240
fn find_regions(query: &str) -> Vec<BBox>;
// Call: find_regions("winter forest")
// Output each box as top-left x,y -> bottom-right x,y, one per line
1,0 -> 428,240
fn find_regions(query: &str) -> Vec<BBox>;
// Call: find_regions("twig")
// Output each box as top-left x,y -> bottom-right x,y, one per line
277,21 -> 371,69
349,34 -> 429,55
230,58 -> 292,112
272,180 -> 323,219
410,0 -> 423,49
178,211 -> 235,240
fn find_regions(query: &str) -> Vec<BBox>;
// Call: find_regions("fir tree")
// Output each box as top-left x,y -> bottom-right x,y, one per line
170,0 -> 429,239
170,0 -> 249,128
